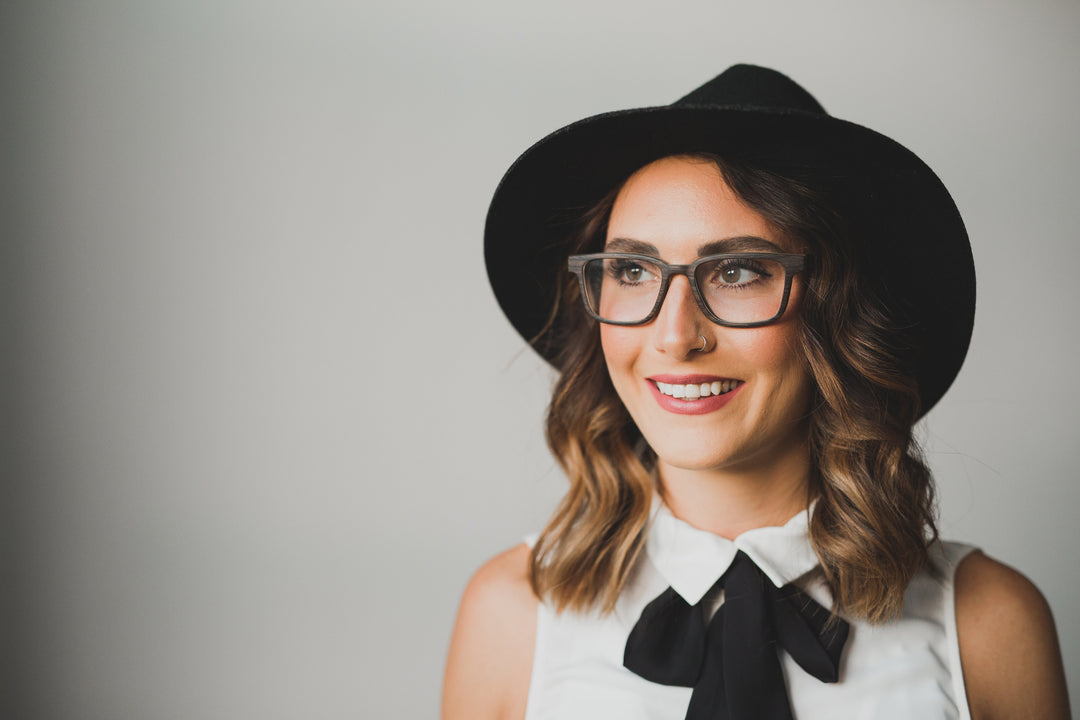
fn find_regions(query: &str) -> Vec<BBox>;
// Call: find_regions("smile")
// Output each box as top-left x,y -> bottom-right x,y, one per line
645,374 -> 746,415
654,379 -> 743,400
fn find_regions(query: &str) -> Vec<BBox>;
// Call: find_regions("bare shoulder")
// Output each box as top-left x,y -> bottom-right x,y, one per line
954,550 -> 1071,720
442,543 -> 538,720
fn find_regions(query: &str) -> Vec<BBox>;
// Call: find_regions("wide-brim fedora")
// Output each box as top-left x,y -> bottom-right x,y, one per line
484,64 -> 974,417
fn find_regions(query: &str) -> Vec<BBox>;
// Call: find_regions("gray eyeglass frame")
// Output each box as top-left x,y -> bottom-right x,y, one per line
567,252 -> 810,328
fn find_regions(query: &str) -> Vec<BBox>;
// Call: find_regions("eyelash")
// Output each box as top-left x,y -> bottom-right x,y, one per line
714,258 -> 771,275
607,260 -> 656,286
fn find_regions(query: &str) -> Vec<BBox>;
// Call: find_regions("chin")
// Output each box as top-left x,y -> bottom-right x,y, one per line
644,416 -> 809,476
646,434 -> 748,472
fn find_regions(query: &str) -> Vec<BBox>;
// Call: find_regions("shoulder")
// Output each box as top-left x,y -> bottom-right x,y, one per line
954,550 -> 1071,720
442,543 -> 538,720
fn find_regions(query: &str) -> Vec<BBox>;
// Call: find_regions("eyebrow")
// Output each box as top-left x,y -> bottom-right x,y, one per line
604,236 -> 786,256
604,238 -> 660,254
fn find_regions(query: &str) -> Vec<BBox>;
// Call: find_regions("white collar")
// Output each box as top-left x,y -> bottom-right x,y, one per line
645,498 -> 820,606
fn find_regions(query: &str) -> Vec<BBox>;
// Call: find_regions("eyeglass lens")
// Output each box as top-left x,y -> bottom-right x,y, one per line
581,256 -> 788,324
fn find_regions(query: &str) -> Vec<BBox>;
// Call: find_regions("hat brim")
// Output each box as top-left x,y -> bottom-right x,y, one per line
484,105 -> 974,417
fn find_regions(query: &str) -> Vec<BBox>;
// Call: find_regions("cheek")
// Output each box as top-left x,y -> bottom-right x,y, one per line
599,325 -> 643,399
728,317 -> 802,369
730,320 -> 812,405
599,325 -> 636,369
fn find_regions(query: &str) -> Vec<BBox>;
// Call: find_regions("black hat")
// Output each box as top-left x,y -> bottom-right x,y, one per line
484,64 -> 974,416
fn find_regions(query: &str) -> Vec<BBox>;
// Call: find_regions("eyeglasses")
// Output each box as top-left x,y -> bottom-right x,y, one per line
567,252 -> 809,327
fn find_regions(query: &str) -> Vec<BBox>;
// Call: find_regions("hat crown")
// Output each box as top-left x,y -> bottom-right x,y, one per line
675,64 -> 826,116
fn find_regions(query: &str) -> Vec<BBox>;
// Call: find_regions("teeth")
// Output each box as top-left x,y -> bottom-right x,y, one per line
655,380 -> 741,399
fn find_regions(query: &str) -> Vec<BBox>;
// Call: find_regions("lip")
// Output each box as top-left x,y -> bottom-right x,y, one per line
645,375 -> 744,415
647,373 -> 737,384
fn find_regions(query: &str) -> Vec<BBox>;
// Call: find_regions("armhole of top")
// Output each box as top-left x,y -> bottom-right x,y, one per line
522,533 -> 543,720
941,541 -> 978,720
522,598 -> 548,720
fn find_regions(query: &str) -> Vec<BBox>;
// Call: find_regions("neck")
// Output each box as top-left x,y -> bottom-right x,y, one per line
656,441 -> 812,539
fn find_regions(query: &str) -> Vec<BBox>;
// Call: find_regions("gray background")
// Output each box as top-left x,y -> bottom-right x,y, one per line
3,0 -> 1078,718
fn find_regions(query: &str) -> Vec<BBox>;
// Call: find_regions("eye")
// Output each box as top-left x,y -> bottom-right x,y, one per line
621,264 -> 648,283
699,256 -> 776,294
608,260 -> 658,285
718,265 -> 760,285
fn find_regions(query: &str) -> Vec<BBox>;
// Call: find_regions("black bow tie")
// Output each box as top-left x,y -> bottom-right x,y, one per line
623,550 -> 849,720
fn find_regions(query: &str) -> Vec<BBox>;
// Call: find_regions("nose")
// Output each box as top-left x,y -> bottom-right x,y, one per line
651,274 -> 711,358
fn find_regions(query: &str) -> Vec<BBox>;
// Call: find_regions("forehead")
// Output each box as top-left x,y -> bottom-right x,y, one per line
606,155 -> 788,256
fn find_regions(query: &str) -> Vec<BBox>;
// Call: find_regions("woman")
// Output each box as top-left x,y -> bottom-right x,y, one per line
443,65 -> 1069,719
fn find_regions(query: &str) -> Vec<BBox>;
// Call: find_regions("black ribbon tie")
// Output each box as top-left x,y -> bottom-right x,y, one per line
623,551 -> 849,720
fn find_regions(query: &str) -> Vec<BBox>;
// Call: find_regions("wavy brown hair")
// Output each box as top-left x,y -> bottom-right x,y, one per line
529,153 -> 937,623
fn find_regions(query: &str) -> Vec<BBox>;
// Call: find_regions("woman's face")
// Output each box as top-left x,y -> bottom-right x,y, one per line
600,155 -> 813,475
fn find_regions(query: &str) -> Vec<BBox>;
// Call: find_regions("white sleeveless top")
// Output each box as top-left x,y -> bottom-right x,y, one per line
524,502 -> 976,720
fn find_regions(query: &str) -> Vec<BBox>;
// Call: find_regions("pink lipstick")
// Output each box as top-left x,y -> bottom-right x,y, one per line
645,375 -> 744,415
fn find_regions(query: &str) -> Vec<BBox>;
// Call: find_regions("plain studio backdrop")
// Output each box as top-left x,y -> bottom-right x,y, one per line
2,1 -> 1078,718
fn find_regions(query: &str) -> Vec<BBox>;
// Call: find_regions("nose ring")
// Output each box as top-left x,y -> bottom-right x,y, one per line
698,334 -> 709,352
